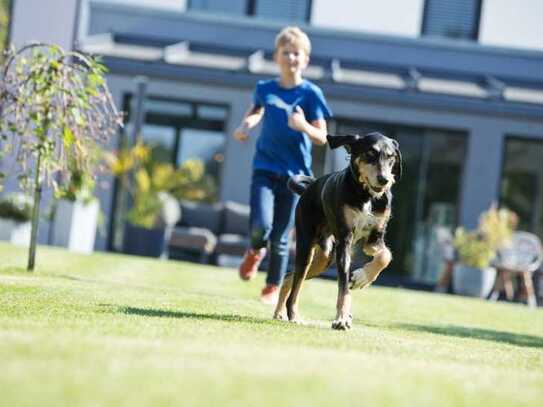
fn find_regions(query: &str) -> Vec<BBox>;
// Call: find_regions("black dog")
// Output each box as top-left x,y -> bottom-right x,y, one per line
273,132 -> 401,330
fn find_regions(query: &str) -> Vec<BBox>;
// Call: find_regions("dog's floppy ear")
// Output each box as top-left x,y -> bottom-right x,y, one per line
326,134 -> 361,153
392,139 -> 402,180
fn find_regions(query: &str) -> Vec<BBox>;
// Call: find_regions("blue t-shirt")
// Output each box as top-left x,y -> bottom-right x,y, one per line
252,79 -> 332,176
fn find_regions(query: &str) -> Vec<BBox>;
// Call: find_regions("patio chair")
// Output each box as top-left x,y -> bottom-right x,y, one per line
168,200 -> 222,264
214,200 -> 250,267
489,231 -> 543,307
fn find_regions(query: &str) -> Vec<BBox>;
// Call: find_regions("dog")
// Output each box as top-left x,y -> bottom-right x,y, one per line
273,132 -> 401,330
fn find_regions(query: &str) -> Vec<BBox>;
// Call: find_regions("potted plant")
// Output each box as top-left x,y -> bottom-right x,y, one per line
105,141 -> 217,257
50,156 -> 100,254
452,206 -> 517,297
105,143 -> 177,257
0,193 -> 33,246
122,162 -> 181,258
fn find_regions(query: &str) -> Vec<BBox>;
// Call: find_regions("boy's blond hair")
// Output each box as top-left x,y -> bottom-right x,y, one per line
275,26 -> 311,55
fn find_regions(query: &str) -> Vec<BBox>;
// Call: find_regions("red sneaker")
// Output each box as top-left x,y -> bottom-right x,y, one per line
239,248 -> 266,281
260,284 -> 279,305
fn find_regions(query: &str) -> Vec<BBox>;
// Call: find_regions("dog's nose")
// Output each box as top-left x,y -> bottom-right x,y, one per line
376,175 -> 389,186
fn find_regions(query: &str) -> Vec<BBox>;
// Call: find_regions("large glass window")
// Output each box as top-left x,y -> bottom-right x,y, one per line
109,95 -> 228,251
176,128 -> 225,186
141,124 -> 176,164
333,119 -> 467,283
500,137 -> 543,239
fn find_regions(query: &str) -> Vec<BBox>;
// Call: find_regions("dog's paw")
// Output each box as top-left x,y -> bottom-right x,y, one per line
289,316 -> 305,325
331,314 -> 352,330
273,311 -> 288,321
350,267 -> 371,290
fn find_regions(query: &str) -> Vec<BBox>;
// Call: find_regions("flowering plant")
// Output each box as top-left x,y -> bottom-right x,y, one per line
453,206 -> 518,268
105,142 -> 214,229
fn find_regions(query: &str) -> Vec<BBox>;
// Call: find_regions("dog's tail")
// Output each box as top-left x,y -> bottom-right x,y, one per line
288,175 -> 316,195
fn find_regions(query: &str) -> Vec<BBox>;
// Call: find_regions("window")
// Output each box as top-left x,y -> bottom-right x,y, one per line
421,0 -> 482,40
500,137 -> 543,240
141,124 -> 176,164
188,0 -> 311,22
188,0 -> 246,16
109,95 -> 228,251
176,128 -> 225,184
139,97 -> 227,203
333,119 -> 467,283
252,0 -> 311,22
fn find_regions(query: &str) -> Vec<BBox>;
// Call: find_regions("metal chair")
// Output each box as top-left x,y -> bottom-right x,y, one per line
490,231 -> 543,307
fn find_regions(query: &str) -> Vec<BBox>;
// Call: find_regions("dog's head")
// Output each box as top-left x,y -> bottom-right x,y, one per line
327,132 -> 402,197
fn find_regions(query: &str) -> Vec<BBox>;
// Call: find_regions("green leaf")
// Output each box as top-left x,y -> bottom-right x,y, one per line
63,127 -> 75,148
50,60 -> 60,70
88,73 -> 104,87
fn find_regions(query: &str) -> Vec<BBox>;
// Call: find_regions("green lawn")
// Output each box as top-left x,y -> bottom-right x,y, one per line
0,242 -> 542,406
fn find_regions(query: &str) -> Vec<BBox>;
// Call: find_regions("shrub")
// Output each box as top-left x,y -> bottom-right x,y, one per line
0,193 -> 32,223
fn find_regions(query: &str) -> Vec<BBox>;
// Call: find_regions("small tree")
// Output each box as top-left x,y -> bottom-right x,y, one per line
0,43 -> 123,271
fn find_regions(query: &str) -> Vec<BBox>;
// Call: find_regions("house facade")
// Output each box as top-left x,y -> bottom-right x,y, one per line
8,0 -> 543,284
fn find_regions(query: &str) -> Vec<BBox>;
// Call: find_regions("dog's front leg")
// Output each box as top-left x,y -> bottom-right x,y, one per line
350,245 -> 392,290
332,236 -> 353,330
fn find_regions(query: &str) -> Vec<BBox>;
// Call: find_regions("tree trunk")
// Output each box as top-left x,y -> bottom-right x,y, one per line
27,148 -> 43,272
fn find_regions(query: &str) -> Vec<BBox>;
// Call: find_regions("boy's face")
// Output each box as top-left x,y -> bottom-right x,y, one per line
274,43 -> 309,76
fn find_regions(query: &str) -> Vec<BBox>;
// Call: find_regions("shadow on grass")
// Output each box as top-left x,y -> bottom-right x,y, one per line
119,306 -> 271,325
0,266 -> 29,274
392,322 -> 543,349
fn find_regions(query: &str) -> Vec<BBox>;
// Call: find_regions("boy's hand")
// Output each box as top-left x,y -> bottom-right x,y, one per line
288,106 -> 308,132
234,122 -> 250,142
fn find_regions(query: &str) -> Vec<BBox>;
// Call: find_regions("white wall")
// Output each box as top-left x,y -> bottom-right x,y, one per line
11,0 -> 79,49
311,0 -> 425,38
479,0 -> 543,51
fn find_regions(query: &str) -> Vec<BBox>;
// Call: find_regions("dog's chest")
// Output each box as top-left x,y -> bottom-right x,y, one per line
344,202 -> 381,242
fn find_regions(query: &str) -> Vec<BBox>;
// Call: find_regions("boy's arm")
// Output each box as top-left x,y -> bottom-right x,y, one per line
288,106 -> 328,145
234,104 -> 264,142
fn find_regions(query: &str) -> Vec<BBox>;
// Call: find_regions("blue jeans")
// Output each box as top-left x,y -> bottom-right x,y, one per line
249,170 -> 299,286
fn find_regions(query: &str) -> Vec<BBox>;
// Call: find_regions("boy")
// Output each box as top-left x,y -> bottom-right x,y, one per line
234,26 -> 332,304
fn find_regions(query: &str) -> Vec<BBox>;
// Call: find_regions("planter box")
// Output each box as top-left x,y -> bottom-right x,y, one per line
122,222 -> 168,258
51,199 -> 99,254
453,264 -> 496,298
0,218 -> 31,246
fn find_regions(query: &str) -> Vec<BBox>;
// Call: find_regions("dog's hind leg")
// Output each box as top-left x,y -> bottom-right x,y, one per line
350,245 -> 392,290
273,272 -> 293,320
273,239 -> 333,321
306,237 -> 335,280
285,240 -> 316,324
